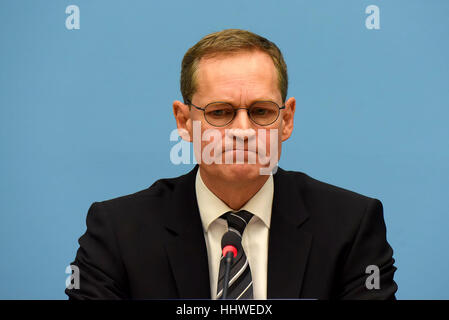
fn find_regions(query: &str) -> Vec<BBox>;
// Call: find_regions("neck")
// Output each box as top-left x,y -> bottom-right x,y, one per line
199,167 -> 269,210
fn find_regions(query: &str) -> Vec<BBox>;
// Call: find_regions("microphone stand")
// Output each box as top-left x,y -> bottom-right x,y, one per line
222,251 -> 234,299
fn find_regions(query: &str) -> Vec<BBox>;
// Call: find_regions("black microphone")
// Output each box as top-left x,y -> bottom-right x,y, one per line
221,231 -> 240,299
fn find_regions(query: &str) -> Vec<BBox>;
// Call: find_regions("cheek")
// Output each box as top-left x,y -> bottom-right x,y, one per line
198,127 -> 226,161
200,131 -> 222,150
265,125 -> 281,148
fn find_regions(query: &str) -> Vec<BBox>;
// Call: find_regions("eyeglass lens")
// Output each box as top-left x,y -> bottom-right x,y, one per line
204,101 -> 280,126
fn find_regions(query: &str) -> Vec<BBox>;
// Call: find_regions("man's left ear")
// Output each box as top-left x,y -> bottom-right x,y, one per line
281,97 -> 296,142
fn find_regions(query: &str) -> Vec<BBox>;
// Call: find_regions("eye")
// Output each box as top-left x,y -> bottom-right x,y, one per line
211,109 -> 227,116
251,107 -> 268,116
205,103 -> 234,118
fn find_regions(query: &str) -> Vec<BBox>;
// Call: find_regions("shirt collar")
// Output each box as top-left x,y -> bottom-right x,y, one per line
195,168 -> 273,232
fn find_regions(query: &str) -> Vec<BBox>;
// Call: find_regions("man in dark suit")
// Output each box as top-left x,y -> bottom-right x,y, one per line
66,29 -> 397,300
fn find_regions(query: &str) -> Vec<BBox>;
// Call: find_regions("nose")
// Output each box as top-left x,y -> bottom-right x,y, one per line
231,108 -> 253,130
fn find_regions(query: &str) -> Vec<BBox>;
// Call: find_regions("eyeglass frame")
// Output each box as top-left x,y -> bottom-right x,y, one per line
185,99 -> 286,127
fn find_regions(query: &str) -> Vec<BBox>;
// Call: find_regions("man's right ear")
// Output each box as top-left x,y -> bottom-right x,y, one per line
172,100 -> 193,142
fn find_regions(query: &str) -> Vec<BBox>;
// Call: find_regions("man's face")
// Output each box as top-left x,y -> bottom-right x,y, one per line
175,50 -> 295,184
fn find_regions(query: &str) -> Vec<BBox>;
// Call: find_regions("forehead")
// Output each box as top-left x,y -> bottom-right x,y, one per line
194,50 -> 280,102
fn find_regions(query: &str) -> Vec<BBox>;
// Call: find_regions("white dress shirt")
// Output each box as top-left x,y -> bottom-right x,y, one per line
195,168 -> 273,299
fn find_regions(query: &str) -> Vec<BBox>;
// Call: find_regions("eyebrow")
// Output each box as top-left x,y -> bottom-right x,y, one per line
205,98 -> 278,106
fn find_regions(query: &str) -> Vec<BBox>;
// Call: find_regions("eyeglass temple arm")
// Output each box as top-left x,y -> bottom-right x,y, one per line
185,100 -> 206,111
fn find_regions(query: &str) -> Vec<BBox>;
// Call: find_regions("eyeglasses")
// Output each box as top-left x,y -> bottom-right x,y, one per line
186,100 -> 285,127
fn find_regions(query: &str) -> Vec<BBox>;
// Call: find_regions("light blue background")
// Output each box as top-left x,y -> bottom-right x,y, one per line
1,0 -> 448,299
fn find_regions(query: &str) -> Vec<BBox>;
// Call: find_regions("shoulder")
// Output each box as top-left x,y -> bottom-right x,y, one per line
275,167 -> 382,228
277,167 -> 375,204
88,168 -> 196,225
100,175 -> 182,206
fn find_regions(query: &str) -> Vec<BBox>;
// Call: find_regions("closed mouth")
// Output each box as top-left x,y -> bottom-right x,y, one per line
223,148 -> 257,154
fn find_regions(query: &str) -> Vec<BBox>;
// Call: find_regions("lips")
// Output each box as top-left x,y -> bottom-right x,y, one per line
224,148 -> 254,152
219,141 -> 258,156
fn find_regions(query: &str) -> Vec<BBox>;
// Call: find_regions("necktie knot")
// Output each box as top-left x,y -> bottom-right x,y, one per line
224,210 -> 253,237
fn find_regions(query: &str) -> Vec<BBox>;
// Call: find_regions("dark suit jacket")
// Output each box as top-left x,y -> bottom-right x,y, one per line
65,165 -> 397,299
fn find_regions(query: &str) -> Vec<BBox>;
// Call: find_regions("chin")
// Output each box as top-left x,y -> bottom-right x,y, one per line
217,163 -> 263,182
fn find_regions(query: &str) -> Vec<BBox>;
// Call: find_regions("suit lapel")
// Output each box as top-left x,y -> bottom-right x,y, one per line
267,168 -> 313,299
163,165 -> 211,298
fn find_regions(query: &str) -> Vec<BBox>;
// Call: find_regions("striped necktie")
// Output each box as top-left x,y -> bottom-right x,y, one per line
216,210 -> 254,299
